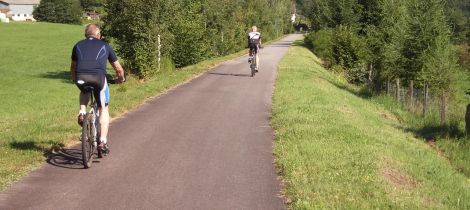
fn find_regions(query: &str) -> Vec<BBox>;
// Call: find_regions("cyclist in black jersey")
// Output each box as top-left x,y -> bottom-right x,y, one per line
70,24 -> 125,150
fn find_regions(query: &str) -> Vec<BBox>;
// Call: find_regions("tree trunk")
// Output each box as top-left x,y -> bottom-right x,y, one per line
395,78 -> 401,101
465,104 -> 470,138
368,63 -> 373,92
423,84 -> 428,117
387,80 -> 391,95
409,80 -> 414,107
439,92 -> 448,126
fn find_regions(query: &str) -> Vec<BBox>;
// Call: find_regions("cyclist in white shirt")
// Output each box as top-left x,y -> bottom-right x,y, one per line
247,26 -> 261,71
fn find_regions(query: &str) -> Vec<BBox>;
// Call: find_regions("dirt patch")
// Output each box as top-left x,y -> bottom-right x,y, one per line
382,167 -> 418,190
336,105 -> 354,114
314,77 -> 328,85
421,196 -> 444,208
379,110 -> 399,123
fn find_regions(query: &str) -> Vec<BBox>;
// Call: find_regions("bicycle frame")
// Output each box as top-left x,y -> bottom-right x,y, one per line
88,91 -> 99,147
81,87 -> 101,168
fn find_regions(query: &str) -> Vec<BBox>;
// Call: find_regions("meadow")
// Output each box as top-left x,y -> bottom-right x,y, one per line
273,41 -> 470,209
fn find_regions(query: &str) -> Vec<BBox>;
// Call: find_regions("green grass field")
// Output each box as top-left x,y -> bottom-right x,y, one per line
273,42 -> 470,209
0,22 -> 248,191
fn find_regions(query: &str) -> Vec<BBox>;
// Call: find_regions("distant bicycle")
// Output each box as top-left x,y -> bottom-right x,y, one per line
79,78 -> 121,169
248,52 -> 257,77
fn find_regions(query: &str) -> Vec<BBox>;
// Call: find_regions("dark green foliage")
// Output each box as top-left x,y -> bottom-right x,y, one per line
80,0 -> 103,11
444,0 -> 470,46
332,26 -> 369,70
298,0 -> 461,126
299,0 -> 458,89
305,29 -> 334,67
296,0 -> 362,31
170,0 -> 209,67
103,0 -> 175,78
33,0 -> 82,24
104,0 -> 292,78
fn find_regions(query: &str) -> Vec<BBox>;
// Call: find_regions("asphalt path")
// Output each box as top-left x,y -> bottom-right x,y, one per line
0,34 -> 301,210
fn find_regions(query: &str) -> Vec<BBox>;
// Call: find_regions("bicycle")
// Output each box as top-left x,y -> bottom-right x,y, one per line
249,52 -> 257,77
79,78 -> 121,168
80,85 -> 104,168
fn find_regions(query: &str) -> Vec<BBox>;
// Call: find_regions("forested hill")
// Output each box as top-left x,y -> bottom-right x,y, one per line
296,0 -> 470,126
294,1 -> 470,203
103,0 -> 294,78
451,0 -> 470,16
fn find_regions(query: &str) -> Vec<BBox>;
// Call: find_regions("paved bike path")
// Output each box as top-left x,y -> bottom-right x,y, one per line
0,34 -> 301,209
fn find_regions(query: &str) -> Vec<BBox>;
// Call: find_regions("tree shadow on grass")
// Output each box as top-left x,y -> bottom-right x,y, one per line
321,76 -> 373,99
320,76 -> 466,140
39,70 -> 72,84
8,141 -> 44,151
401,123 -> 466,141
8,139 -> 65,154
291,40 -> 307,47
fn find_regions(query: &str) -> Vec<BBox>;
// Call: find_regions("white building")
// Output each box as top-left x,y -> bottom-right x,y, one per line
0,0 -> 40,21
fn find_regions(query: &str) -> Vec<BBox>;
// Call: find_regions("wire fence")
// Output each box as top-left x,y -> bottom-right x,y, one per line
385,80 -> 445,120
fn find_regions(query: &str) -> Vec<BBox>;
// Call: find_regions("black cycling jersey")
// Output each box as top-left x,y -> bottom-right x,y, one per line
71,37 -> 118,75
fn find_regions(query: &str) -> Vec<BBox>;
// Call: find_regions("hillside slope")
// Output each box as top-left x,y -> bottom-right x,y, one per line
273,42 -> 470,209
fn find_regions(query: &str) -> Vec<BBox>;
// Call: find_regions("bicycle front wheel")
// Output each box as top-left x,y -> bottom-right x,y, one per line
81,114 -> 94,168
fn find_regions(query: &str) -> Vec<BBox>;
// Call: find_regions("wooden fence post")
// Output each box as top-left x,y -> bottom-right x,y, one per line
387,80 -> 391,95
158,35 -> 162,71
439,92 -> 448,126
395,78 -> 401,102
465,104 -> 470,138
409,80 -> 414,107
423,84 -> 428,117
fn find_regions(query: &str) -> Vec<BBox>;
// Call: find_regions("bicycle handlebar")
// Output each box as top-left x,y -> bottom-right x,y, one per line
108,77 -> 125,84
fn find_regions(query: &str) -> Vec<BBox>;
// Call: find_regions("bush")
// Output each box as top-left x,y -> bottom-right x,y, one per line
33,0 -> 82,24
332,25 -> 370,84
305,29 -> 334,67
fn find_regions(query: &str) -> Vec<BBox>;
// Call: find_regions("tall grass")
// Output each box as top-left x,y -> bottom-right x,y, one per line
273,41 -> 470,209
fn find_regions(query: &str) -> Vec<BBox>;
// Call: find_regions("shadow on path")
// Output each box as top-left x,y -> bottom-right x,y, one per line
208,72 -> 252,77
46,148 -> 96,169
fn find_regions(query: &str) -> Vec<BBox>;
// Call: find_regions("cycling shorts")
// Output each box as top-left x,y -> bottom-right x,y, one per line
249,43 -> 260,56
76,73 -> 109,108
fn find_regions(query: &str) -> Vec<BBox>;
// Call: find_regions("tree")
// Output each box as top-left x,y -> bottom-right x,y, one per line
80,0 -> 103,12
170,0 -> 209,67
379,0 -> 409,91
104,0 -> 293,78
33,0 -> 82,24
420,35 -> 458,124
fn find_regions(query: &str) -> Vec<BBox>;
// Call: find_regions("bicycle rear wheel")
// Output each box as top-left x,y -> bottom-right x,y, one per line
250,56 -> 256,77
81,114 -> 94,168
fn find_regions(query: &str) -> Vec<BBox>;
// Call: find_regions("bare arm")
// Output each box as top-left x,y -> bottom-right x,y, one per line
70,61 -> 77,82
111,60 -> 125,82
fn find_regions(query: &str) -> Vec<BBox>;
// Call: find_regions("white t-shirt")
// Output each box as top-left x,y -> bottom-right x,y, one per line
248,31 -> 261,40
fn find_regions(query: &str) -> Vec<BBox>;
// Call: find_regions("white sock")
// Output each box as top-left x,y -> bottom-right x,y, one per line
79,110 -> 86,115
100,137 -> 107,144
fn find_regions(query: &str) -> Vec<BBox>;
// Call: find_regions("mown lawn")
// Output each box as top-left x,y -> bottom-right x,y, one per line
273,41 -> 470,209
0,22 -> 248,191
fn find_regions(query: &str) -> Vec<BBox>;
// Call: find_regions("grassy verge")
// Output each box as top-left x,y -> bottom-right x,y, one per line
0,22 -> 249,191
273,41 -> 470,209
368,93 -> 470,178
